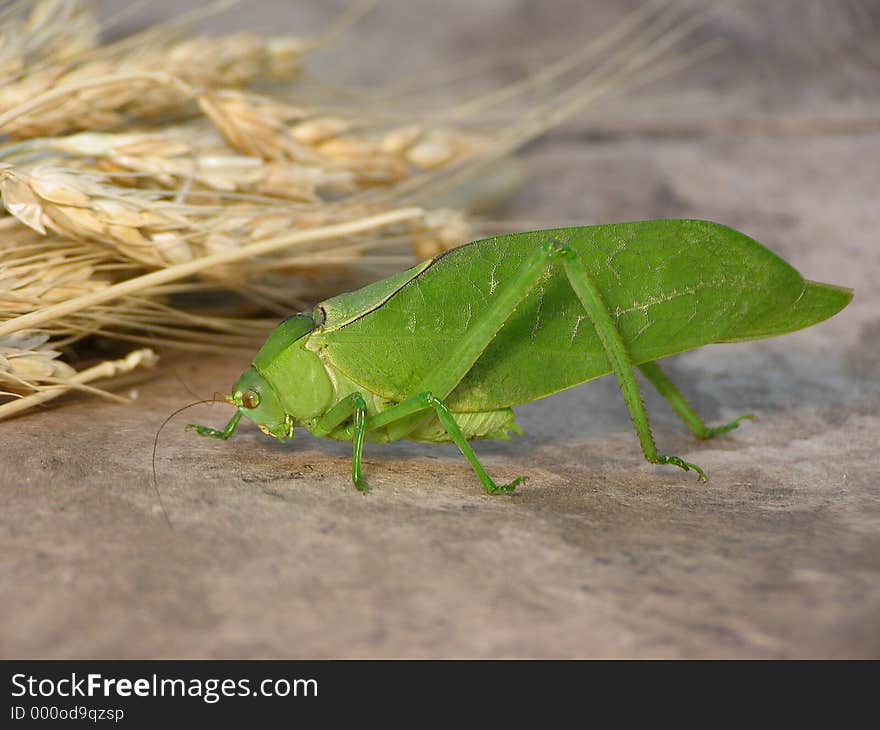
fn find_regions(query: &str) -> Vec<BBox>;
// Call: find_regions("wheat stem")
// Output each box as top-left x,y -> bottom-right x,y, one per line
0,206 -> 423,337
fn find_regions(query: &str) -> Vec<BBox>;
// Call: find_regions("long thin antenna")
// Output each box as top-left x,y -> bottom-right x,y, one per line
151,398 -> 228,528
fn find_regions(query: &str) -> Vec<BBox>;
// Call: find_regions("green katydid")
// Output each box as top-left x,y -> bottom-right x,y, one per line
185,219 -> 852,493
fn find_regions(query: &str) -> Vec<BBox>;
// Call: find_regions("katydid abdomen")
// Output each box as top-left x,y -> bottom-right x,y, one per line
188,219 -> 852,492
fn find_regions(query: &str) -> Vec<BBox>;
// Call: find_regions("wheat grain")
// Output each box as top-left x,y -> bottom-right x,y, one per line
0,347 -> 158,420
0,30 -> 305,137
0,1 -> 701,417
0,331 -> 76,392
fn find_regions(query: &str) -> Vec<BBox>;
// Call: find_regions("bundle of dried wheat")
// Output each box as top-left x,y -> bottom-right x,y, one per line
0,0 -> 704,418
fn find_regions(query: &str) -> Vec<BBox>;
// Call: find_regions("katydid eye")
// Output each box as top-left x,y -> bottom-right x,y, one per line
241,390 -> 260,409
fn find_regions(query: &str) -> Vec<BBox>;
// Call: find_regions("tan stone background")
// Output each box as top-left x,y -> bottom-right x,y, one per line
2,0 -> 878,657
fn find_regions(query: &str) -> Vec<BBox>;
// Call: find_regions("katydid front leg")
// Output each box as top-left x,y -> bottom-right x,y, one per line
554,240 -> 708,481
186,409 -> 242,440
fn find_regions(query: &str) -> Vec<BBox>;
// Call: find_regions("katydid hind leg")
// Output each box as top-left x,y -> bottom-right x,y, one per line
638,361 -> 755,440
554,239 -> 707,481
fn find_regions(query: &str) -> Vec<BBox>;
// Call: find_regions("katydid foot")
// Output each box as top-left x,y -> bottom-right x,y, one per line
695,413 -> 755,440
483,475 -> 528,495
186,423 -> 229,439
653,454 -> 707,481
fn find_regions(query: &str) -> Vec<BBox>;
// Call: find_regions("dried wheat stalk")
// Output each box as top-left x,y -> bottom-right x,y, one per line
0,0 -> 702,419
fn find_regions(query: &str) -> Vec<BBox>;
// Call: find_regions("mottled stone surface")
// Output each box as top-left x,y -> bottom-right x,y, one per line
2,1 -> 878,658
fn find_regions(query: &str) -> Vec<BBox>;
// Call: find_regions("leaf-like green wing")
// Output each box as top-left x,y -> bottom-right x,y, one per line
716,280 -> 852,342
319,259 -> 433,329
311,221 -> 847,411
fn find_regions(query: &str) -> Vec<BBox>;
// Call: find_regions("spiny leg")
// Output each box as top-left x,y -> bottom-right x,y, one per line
366,391 -> 526,494
638,361 -> 754,440
423,393 -> 526,494
350,394 -> 369,493
313,392 -> 370,493
186,409 -> 242,440
555,240 -> 707,481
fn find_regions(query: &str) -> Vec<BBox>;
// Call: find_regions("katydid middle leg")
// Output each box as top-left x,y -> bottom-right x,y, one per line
554,240 -> 708,481
360,391 -> 526,494
313,392 -> 370,493
638,361 -> 754,440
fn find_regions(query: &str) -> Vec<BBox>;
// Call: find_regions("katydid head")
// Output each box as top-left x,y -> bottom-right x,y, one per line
231,313 -> 333,440
229,366 -> 294,440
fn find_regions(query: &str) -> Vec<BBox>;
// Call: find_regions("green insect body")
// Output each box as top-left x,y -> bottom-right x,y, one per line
187,220 -> 852,493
